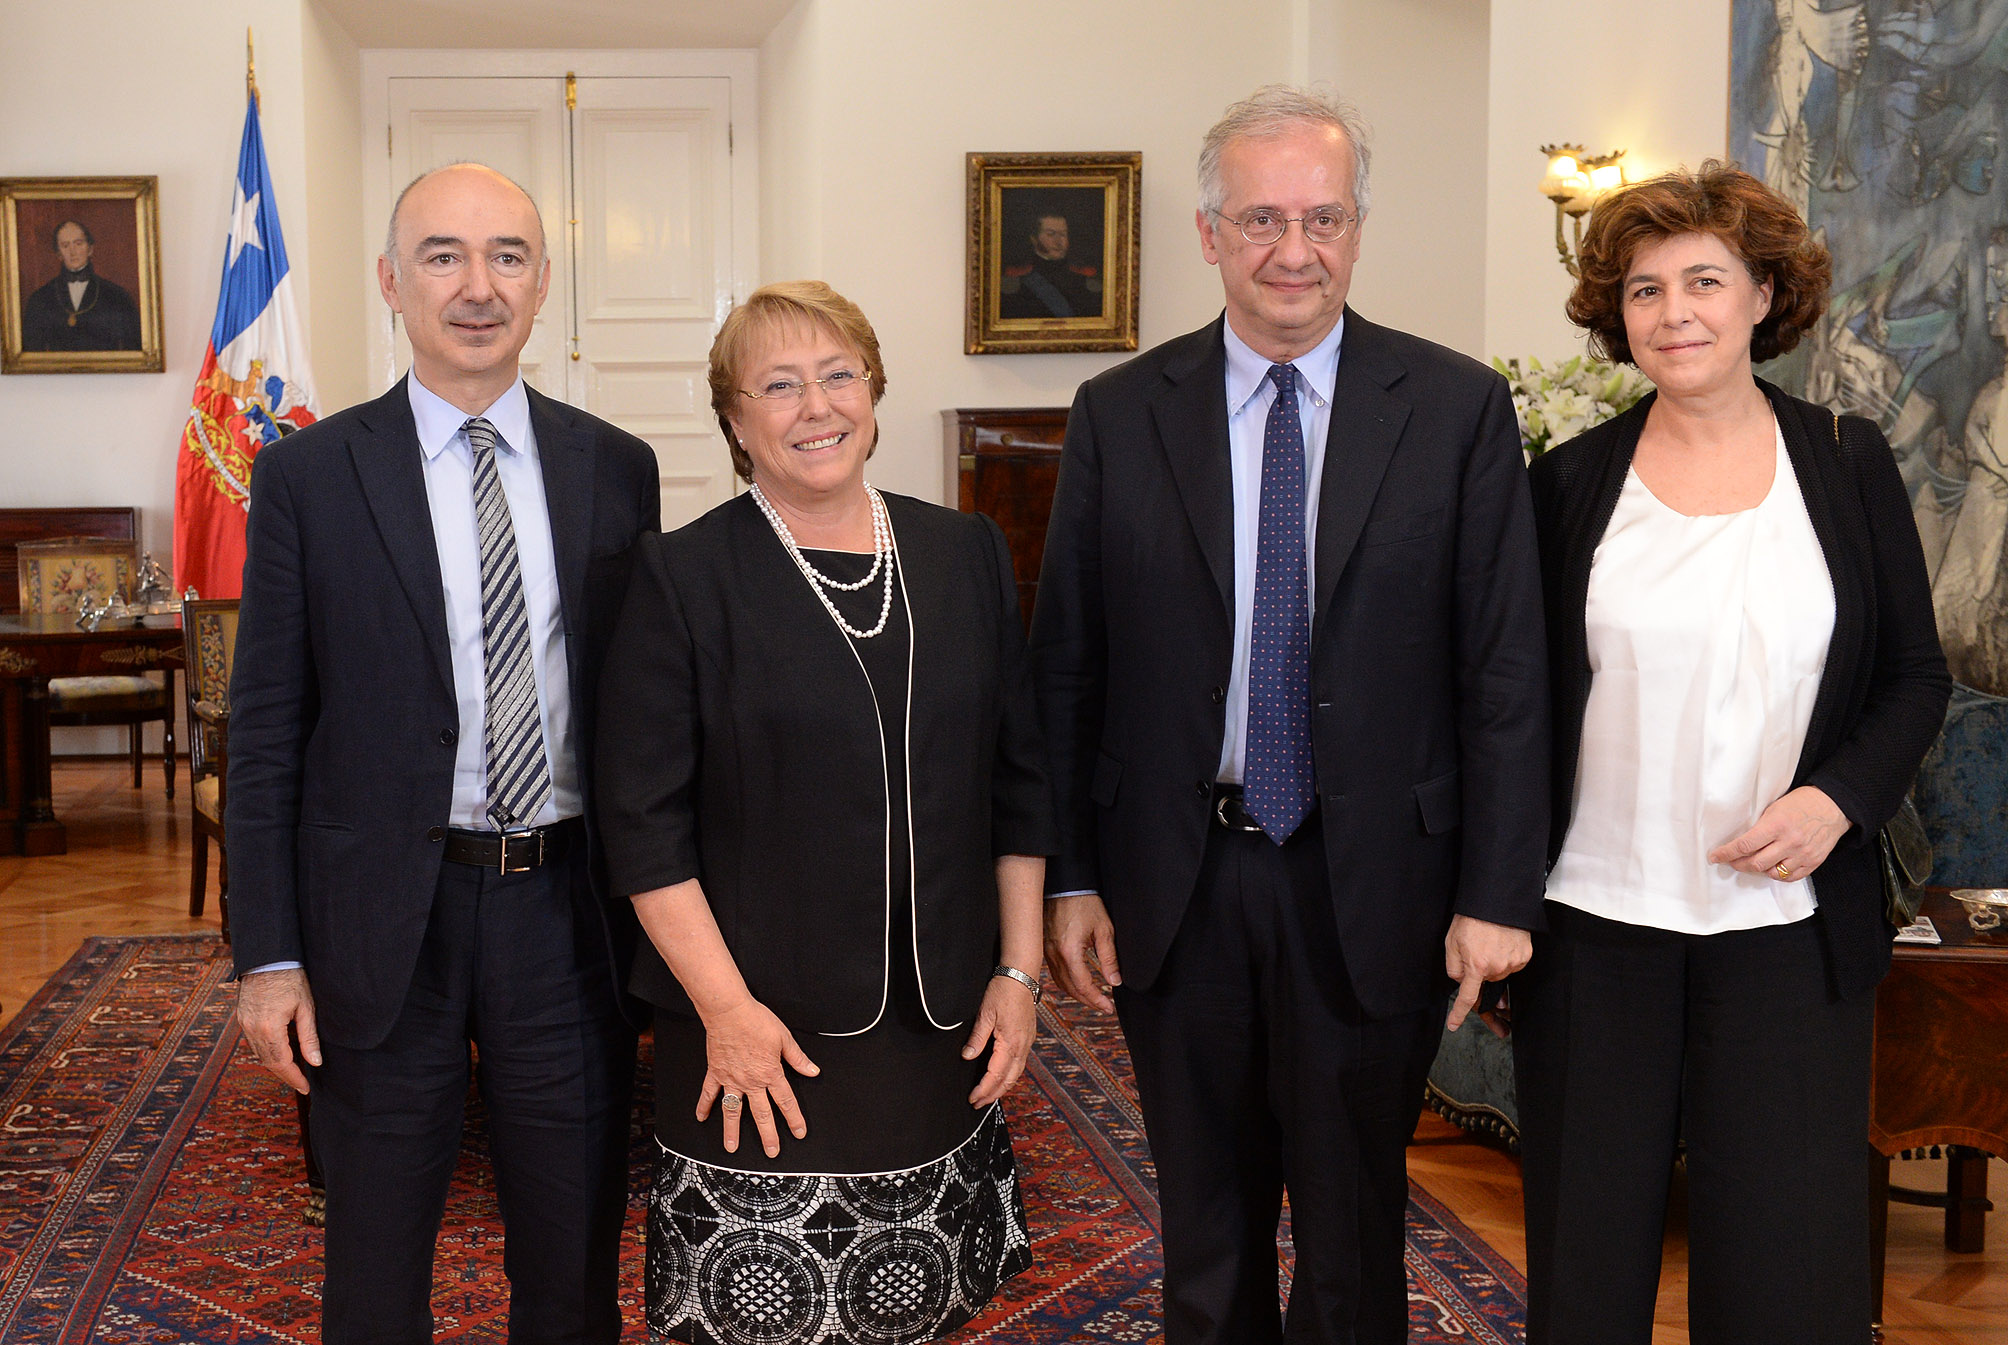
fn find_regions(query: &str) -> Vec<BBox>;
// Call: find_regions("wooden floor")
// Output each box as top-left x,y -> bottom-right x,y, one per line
3,760 -> 2002,1342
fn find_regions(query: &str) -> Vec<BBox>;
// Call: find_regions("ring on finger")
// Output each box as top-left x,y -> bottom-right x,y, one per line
1774,860 -> 1793,879
720,1092 -> 743,1113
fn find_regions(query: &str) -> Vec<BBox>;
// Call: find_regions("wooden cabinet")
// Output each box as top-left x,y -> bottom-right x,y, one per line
945,408 -> 1068,629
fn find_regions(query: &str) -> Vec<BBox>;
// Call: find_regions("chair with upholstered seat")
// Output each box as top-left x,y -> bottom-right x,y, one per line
181,598 -> 238,926
17,537 -> 175,796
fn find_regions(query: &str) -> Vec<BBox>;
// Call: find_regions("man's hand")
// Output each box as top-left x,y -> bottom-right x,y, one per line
236,967 -> 321,1094
1044,893 -> 1122,1012
1444,915 -> 1531,1034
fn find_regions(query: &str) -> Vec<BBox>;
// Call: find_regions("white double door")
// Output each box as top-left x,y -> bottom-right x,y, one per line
381,69 -> 743,527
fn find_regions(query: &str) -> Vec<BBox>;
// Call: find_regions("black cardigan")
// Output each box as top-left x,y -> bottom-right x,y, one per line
1527,380 -> 1951,997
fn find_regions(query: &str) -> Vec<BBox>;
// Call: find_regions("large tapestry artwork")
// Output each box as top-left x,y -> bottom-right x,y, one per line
1731,0 -> 2008,694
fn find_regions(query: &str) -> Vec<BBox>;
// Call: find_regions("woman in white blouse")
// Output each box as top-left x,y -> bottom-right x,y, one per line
1515,163 -> 1950,1344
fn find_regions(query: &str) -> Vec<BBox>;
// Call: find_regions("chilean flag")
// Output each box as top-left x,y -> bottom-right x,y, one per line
174,91 -> 318,600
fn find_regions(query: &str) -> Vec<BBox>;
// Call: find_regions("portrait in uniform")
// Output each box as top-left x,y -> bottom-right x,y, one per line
999,188 -> 1106,320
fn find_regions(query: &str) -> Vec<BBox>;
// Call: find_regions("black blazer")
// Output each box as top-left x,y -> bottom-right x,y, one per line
1029,312 -> 1552,1018
594,492 -> 1056,1035
227,378 -> 661,1047
1527,380 -> 1951,997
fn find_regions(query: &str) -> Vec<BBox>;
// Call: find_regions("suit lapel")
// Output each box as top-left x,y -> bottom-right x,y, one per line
349,378 -> 454,702
528,385 -> 596,637
1312,311 -> 1409,637
1151,321 -> 1235,615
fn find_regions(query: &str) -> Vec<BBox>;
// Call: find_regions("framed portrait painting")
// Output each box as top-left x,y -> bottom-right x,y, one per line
966,152 -> 1140,355
1,176 -> 164,374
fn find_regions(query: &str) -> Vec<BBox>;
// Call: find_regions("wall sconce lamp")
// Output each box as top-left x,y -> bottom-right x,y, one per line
1539,144 -> 1627,277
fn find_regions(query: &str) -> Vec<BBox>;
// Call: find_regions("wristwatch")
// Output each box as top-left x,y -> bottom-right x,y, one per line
991,964 -> 1042,1003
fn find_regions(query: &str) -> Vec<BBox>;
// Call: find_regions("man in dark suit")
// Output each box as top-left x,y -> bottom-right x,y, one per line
230,163 -> 660,1344
1030,86 -> 1549,1344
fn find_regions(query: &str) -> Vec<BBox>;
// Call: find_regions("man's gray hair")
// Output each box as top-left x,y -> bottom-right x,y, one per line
1197,85 -> 1373,222
382,163 -> 546,276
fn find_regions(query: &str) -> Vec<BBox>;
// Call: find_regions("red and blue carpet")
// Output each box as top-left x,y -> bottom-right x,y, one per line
0,936 -> 1525,1342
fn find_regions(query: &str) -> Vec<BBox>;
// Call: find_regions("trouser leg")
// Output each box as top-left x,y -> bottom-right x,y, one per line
314,873 -> 478,1345
472,854 -> 637,1345
1682,916 -> 1875,1345
1261,828 -> 1436,1345
1118,831 -> 1285,1345
1513,904 -> 1688,1345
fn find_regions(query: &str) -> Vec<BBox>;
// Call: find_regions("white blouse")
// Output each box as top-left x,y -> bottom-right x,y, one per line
1546,424 -> 1837,934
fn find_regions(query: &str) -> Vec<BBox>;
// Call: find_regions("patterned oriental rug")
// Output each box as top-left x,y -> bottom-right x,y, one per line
0,936 -> 1527,1343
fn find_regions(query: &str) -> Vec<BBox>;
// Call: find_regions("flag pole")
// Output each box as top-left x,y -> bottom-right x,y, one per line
246,27 -> 260,109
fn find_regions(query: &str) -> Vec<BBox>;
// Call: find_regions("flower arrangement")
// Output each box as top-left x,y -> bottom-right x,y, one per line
1491,355 -> 1652,458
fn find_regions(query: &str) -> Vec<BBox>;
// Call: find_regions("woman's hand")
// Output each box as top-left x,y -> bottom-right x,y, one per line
697,996 -> 820,1157
963,972 -> 1040,1108
1708,785 -> 1851,883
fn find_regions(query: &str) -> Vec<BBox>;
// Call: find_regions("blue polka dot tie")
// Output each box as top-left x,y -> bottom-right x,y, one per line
1244,363 -> 1315,843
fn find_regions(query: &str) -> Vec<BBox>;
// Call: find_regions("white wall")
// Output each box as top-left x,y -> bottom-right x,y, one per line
760,0 -> 1294,504
0,0 -> 329,755
301,1 -> 367,414
1485,0 -> 1734,362
0,1 -> 316,558
1313,0 -> 1491,358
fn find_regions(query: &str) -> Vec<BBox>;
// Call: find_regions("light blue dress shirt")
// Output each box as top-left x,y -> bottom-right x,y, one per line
1215,314 -> 1344,783
1046,316 -> 1346,902
408,373 -> 581,829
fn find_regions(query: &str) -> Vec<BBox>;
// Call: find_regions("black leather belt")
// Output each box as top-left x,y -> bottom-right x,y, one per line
1211,784 -> 1263,832
443,816 -> 582,873
1211,783 -> 1316,834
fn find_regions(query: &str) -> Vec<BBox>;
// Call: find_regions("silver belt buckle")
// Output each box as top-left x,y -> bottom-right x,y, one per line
1212,791 -> 1248,832
497,828 -> 541,874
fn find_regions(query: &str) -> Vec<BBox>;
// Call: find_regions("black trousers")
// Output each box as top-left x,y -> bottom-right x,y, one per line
1513,903 -> 1876,1345
1116,821 -> 1439,1345
310,852 -> 636,1345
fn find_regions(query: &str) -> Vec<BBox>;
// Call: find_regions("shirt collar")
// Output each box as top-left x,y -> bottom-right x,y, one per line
407,372 -> 533,462
1223,312 -> 1345,417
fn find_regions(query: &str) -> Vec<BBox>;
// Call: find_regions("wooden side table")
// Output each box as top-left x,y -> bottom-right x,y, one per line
0,612 -> 183,854
1869,887 -> 2008,1332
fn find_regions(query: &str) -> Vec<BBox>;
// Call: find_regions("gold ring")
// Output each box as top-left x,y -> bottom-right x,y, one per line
1774,861 -> 1792,879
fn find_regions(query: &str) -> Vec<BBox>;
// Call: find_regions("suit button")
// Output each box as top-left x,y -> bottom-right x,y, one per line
1210,685 -> 1226,704
1195,780 -> 1210,798
439,728 -> 457,746
427,826 -> 445,842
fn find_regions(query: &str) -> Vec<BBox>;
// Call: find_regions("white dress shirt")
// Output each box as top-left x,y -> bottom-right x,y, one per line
1215,315 -> 1344,783
1545,424 -> 1835,933
408,373 -> 580,829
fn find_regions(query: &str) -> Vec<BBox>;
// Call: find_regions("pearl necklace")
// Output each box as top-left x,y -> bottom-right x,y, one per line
749,482 -> 896,639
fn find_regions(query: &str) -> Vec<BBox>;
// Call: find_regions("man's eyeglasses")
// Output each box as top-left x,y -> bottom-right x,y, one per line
738,368 -> 873,405
1210,206 -> 1357,246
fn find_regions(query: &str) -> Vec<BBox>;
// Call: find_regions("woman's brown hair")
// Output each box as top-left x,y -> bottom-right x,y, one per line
707,281 -> 888,483
1566,160 -> 1831,365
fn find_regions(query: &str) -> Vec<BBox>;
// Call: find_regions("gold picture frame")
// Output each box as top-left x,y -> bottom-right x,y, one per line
966,152 -> 1140,355
1,176 -> 165,375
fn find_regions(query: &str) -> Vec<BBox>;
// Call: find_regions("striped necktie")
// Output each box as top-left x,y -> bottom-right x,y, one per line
1243,363 -> 1315,842
463,416 -> 552,831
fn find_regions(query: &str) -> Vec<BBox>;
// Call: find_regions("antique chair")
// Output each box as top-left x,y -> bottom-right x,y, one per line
16,536 -> 175,796
181,598 -> 238,925
182,595 -> 322,1221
